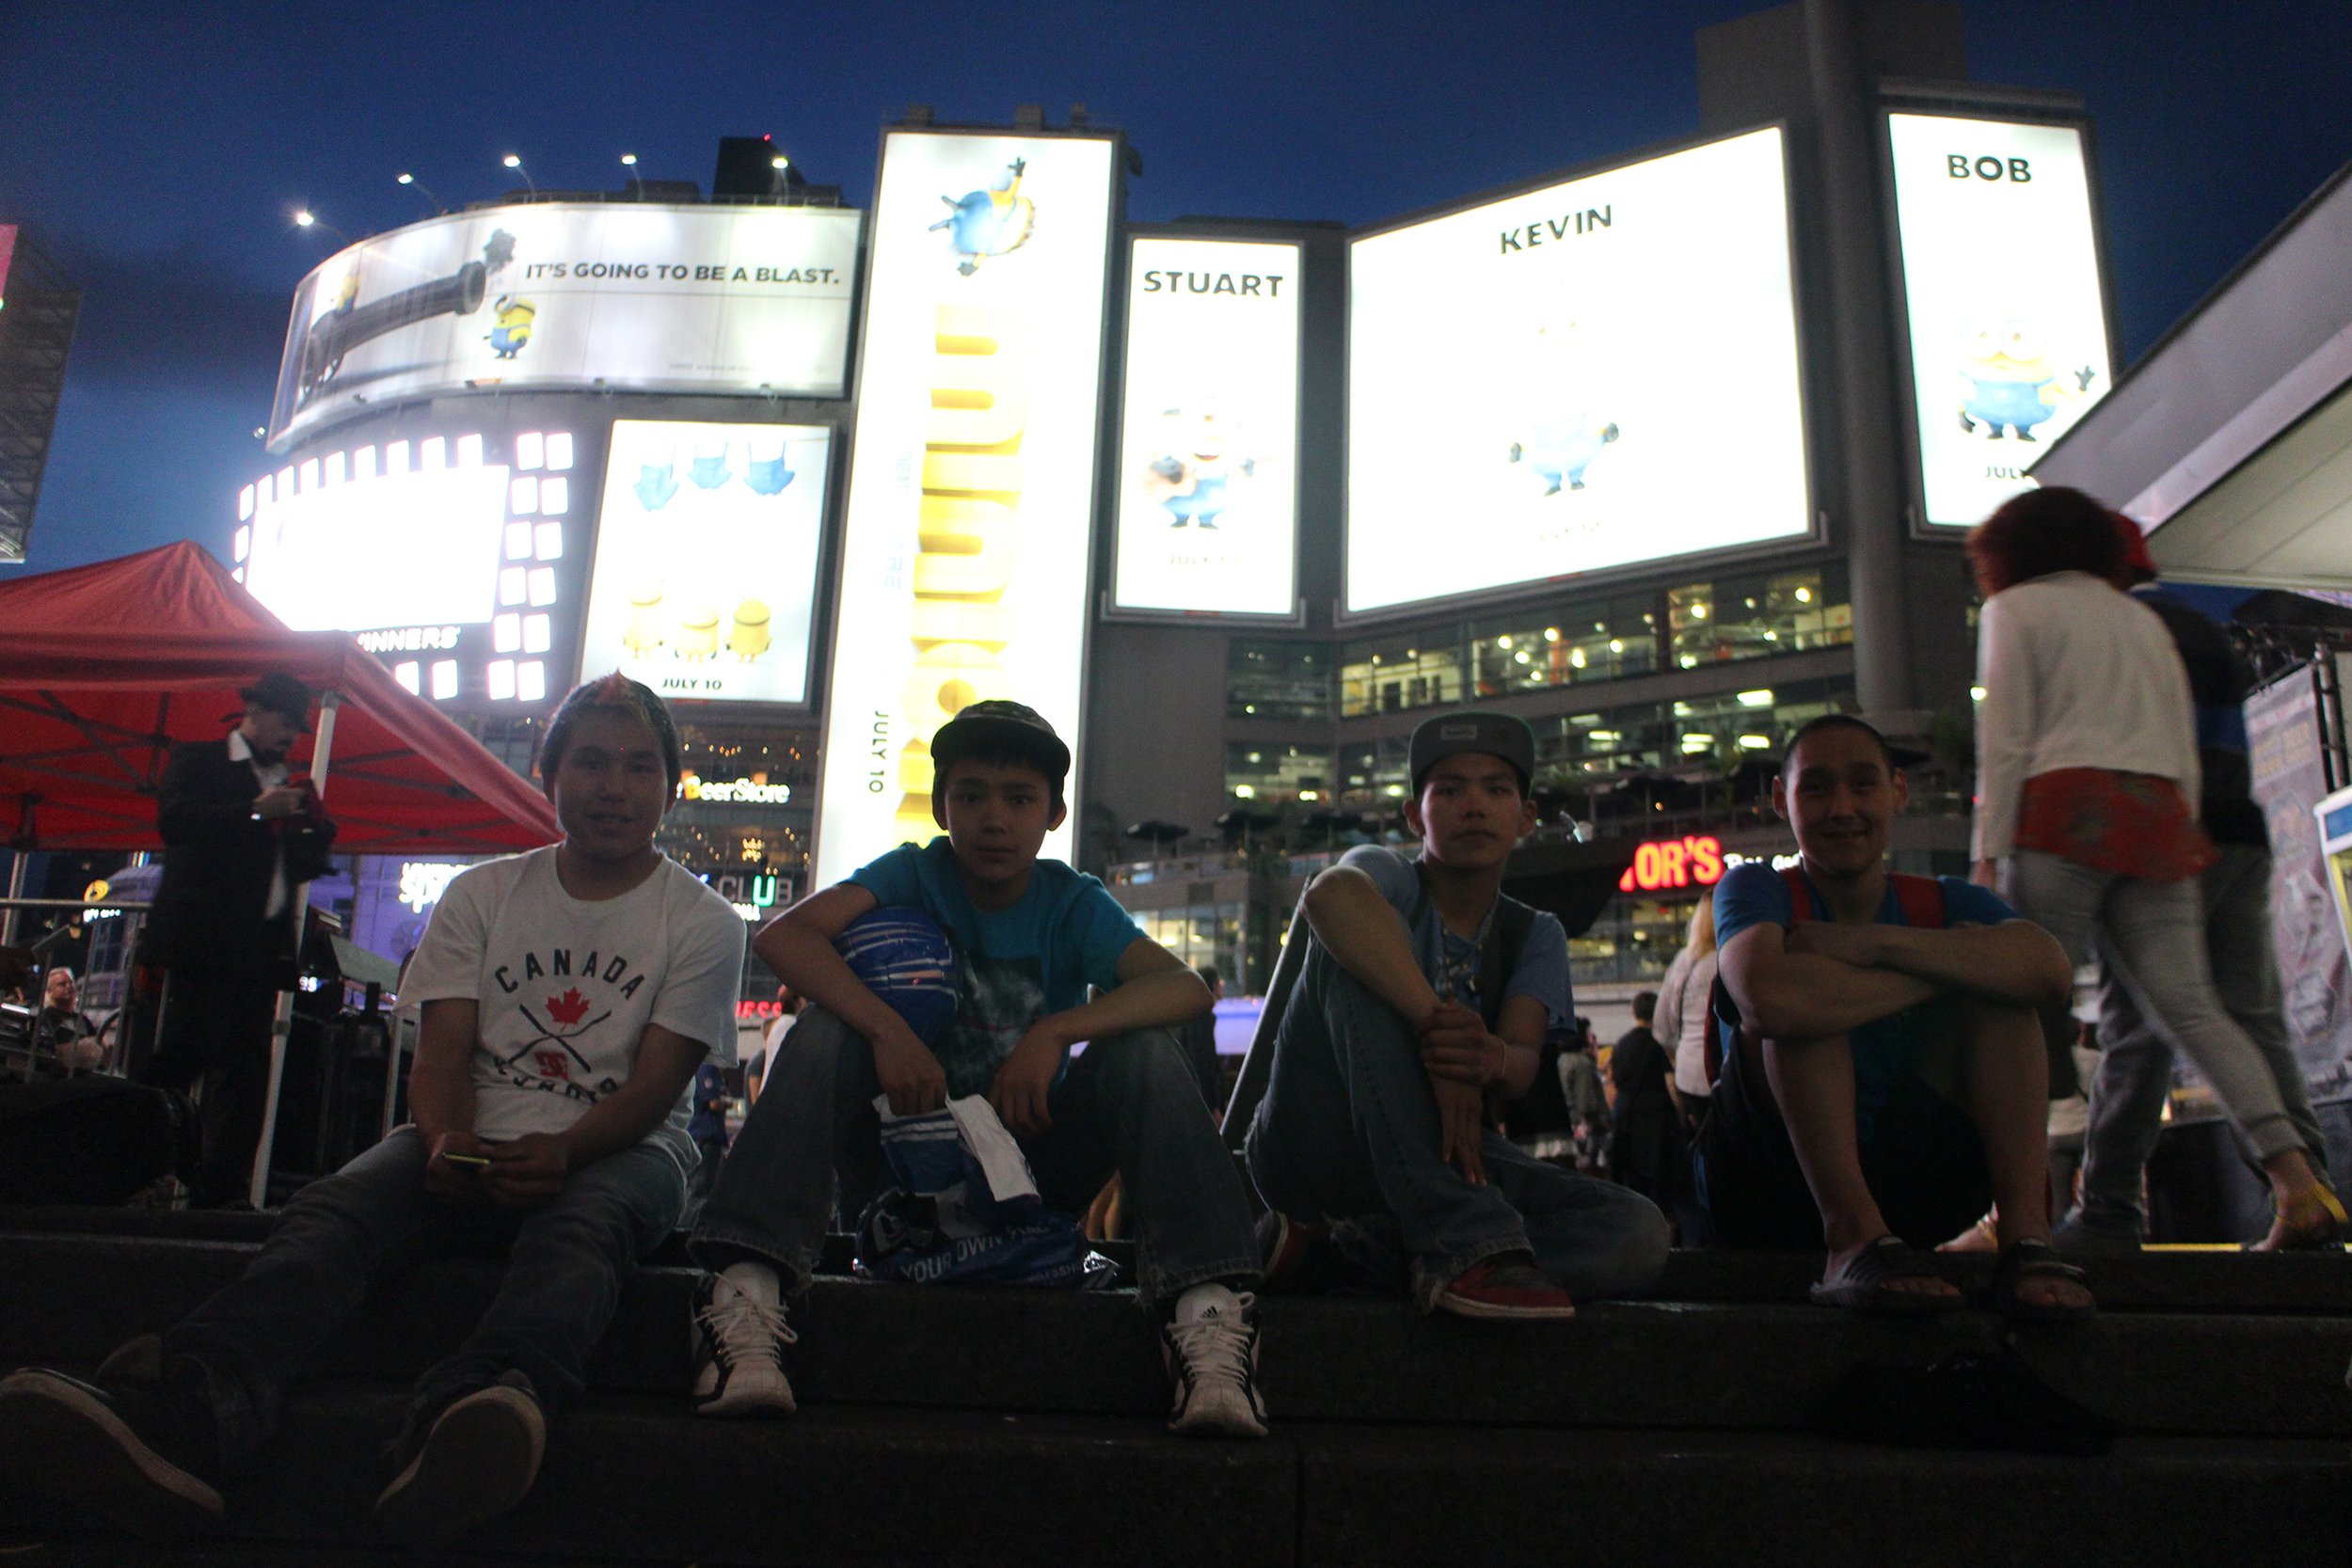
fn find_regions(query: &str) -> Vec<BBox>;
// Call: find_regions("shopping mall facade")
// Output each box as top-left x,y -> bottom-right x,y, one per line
233,4 -> 2110,1003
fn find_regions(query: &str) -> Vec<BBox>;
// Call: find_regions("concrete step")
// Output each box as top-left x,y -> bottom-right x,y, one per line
4,1386 -> 2344,1568
8,1203 -> 2345,1312
7,1231 -> 2349,1438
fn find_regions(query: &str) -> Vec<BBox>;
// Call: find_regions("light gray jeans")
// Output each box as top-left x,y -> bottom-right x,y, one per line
2079,844 -> 2327,1235
2002,849 -> 2302,1166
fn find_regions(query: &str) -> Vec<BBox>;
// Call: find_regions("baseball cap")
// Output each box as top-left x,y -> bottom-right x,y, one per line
1407,710 -> 1535,794
930,698 -> 1071,780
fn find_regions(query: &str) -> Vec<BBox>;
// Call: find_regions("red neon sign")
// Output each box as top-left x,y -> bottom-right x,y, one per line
1618,834 -> 1724,893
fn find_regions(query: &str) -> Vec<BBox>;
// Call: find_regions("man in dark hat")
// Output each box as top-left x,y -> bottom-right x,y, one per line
141,673 -> 336,1207
1246,709 -> 1669,1320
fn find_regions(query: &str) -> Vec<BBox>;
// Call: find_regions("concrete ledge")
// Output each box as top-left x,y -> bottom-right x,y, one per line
7,1233 -> 2349,1437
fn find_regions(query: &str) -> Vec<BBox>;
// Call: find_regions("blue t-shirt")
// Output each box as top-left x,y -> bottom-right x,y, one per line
1336,845 -> 1573,1026
849,838 -> 1145,1097
1712,863 -> 2017,1138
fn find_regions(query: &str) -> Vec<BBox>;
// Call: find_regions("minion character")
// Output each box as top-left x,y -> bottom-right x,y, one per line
728,600 -> 771,662
930,158 -> 1035,277
1957,317 -> 2097,441
624,587 -> 665,655
1141,400 -> 1257,530
675,603 -> 720,661
1510,414 -> 1620,496
486,295 -> 536,359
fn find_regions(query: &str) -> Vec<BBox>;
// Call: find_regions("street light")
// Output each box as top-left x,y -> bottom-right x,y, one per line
396,171 -> 444,214
620,153 -> 637,166
293,209 -> 349,242
502,152 -> 536,198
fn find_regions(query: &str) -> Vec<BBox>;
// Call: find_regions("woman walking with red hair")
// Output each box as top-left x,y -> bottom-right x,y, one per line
1968,486 -> 2341,1250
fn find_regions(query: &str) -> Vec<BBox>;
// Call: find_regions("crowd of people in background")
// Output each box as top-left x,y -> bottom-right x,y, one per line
1,484 -> 2344,1544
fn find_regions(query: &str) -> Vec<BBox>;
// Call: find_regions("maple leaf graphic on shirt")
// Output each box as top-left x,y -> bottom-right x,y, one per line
545,988 -> 591,1027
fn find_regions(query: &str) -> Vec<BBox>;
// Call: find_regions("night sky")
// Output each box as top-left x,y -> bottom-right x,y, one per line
3,0 -> 2348,575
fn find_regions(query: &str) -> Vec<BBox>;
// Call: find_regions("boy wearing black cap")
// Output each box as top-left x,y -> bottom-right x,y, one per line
688,701 -> 1269,1437
1247,711 -> 1669,1318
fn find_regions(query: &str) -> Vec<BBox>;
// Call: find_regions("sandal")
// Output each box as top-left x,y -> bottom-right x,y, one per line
2251,1181 -> 2347,1252
1991,1238 -> 2096,1324
1809,1234 -> 1963,1316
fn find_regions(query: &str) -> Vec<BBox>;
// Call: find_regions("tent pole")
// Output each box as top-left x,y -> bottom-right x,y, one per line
249,691 -> 342,1210
1,847 -> 24,948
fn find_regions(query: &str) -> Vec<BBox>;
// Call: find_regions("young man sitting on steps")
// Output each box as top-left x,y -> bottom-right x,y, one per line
1698,714 -> 2094,1321
0,675 -> 747,1545
686,701 -> 1269,1437
1246,710 -> 1670,1318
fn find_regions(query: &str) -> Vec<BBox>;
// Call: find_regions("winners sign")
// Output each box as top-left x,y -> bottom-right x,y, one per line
813,132 -> 1120,883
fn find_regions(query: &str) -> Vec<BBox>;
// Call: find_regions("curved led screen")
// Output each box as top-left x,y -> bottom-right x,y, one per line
267,203 -> 860,448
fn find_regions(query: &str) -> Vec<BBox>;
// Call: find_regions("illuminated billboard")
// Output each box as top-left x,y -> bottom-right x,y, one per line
234,425 -> 589,707
813,132 -> 1120,884
267,203 -> 861,448
1110,236 -> 1300,616
1345,127 -> 1810,615
245,459 -> 507,631
1888,114 -> 2112,529
577,419 -> 832,705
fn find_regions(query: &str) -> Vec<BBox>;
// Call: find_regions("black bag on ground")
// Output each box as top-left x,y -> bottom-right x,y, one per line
0,1079 -> 186,1204
1814,1347 -> 2117,1456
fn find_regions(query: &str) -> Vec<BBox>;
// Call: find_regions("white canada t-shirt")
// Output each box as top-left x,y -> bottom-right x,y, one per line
401,847 -> 746,1177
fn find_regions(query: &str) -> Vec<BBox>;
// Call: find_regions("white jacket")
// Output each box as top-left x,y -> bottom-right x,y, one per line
1973,570 -> 2200,862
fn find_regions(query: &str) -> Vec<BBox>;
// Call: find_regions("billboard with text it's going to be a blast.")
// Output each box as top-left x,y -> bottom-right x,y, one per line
266,202 -> 860,448
813,132 -> 1120,884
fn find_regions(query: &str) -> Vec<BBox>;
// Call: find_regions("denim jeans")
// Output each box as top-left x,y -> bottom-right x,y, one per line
690,1007 -> 1261,1307
2003,849 -> 2302,1164
164,1127 -> 684,1473
2078,844 -> 2328,1235
1245,947 -> 1669,1310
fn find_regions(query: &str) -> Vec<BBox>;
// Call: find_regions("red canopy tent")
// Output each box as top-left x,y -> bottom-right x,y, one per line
0,541 -> 560,853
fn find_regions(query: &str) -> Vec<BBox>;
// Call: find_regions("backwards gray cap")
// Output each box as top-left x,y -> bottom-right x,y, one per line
1407,710 -> 1535,793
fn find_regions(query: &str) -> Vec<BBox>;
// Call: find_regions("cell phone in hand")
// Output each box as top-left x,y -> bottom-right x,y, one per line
439,1152 -> 492,1167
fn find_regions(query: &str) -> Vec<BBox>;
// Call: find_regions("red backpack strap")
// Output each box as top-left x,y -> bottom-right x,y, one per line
1889,873 -> 1947,929
1780,865 -> 1813,926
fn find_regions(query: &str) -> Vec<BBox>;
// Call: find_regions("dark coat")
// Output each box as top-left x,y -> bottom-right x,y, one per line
146,738 -> 335,984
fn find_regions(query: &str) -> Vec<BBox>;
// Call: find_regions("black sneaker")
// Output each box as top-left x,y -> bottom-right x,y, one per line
373,1370 -> 545,1548
0,1335 -> 226,1535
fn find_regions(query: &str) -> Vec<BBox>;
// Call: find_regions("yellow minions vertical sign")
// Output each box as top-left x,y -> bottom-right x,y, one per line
815,132 -> 1120,882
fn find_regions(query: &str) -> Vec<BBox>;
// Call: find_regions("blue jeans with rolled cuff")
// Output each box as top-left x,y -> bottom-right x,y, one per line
1245,947 -> 1670,1310
163,1125 -> 683,1474
690,1006 -> 1262,1307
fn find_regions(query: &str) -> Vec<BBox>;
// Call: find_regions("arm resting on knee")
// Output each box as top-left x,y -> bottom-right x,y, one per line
1301,866 -> 1442,1031
1720,924 -> 1937,1042
1789,919 -> 2072,1012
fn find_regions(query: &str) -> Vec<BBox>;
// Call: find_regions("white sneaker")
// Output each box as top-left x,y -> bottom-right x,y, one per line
1161,1285 -> 1267,1439
691,1262 -> 797,1418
